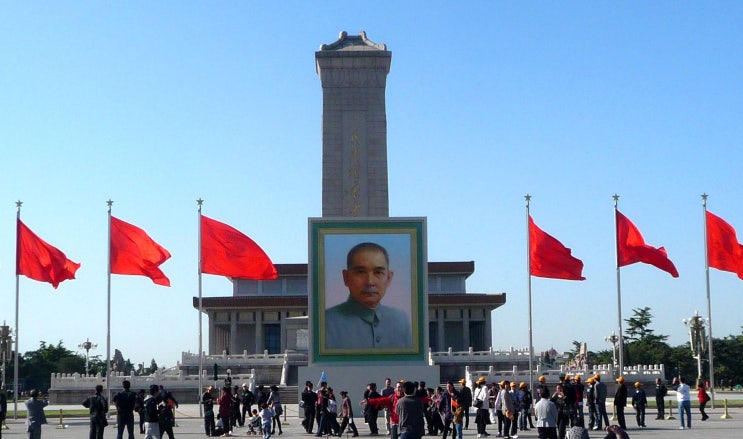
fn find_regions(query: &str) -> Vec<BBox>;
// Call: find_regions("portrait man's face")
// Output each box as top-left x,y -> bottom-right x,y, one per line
342,247 -> 394,309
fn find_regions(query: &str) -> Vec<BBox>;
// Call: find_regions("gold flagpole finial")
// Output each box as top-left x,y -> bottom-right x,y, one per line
197,198 -> 204,213
15,200 -> 22,210
612,194 -> 619,208
701,193 -> 708,207
525,194 -> 531,205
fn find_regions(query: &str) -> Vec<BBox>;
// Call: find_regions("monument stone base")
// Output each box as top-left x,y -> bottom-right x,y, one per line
299,364 -> 440,400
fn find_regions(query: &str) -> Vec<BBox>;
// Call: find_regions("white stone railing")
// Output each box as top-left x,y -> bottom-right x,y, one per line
429,346 -> 538,364
464,363 -> 666,386
50,368 -> 256,391
180,350 -> 290,367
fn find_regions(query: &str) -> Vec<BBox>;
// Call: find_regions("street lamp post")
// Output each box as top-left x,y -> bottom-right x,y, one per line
78,338 -> 98,376
683,311 -> 707,383
605,332 -> 619,372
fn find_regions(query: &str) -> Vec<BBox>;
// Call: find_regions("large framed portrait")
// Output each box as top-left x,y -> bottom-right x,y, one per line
309,217 -> 427,363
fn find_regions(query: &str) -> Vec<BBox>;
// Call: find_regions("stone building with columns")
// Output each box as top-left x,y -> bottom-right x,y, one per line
192,32 -> 506,378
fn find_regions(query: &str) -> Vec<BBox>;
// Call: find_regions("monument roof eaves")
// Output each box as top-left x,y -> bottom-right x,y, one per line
318,30 -> 388,52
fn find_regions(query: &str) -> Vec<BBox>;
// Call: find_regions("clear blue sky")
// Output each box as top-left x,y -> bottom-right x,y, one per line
2,2 -> 742,368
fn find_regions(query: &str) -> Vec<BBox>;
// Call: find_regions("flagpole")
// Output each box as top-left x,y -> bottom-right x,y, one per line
613,194 -> 624,377
701,194 -> 715,408
13,201 -> 22,419
106,200 -> 113,405
525,195 -> 534,397
197,198 -> 204,417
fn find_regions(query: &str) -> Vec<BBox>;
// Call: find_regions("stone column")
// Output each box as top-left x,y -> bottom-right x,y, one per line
316,31 -> 391,217
462,308 -> 470,350
230,312 -> 238,355
255,311 -> 263,354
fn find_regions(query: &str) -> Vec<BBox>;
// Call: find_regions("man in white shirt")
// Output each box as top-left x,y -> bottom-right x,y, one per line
673,377 -> 691,430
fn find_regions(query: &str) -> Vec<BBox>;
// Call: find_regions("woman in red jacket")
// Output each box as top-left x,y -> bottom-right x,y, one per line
697,383 -> 710,421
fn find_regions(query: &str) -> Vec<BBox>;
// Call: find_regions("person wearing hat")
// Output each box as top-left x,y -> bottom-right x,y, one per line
572,375 -> 584,425
592,374 -> 609,431
536,376 -> 550,399
560,374 -> 576,429
497,381 -> 515,439
457,379 -> 472,430
472,377 -> 490,438
613,377 -> 627,430
584,378 -> 596,430
202,385 -> 216,437
631,382 -> 647,428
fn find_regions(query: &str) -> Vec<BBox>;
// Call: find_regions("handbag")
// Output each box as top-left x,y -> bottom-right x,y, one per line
474,399 -> 483,409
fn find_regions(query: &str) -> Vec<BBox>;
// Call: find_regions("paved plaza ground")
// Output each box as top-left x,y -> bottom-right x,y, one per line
1,403 -> 742,438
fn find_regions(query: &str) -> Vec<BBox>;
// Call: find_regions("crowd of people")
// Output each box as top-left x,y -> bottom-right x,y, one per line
8,373 -> 715,439
294,373 -> 712,439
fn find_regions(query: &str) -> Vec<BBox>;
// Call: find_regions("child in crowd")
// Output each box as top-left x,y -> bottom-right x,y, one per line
259,403 -> 275,439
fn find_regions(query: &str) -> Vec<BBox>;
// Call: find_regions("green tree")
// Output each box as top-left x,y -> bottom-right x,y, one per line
625,307 -> 668,343
20,341 -> 85,391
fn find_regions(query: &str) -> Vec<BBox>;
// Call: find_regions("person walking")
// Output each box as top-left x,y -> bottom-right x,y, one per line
697,382 -> 710,421
631,382 -> 647,428
654,378 -> 667,419
438,382 -> 457,439
259,403 -> 275,439
113,379 -> 137,439
25,389 -> 48,439
82,384 -> 109,439
339,390 -> 360,437
613,377 -> 627,430
268,385 -> 283,435
302,382 -> 317,434
673,376 -> 691,430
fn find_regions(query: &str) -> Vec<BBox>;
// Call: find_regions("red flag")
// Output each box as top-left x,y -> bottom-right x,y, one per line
110,216 -> 171,286
529,215 -> 585,280
200,215 -> 278,280
16,219 -> 81,288
616,210 -> 679,277
706,210 -> 743,279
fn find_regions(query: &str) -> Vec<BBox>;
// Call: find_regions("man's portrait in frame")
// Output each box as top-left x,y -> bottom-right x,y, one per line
309,218 -> 426,362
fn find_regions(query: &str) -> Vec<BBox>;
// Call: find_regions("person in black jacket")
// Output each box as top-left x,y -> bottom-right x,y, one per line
365,383 -> 381,435
240,384 -> 255,427
301,381 -> 316,433
113,379 -> 137,439
202,386 -> 216,437
457,379 -> 472,430
136,389 -> 146,434
613,377 -> 628,430
82,384 -> 108,439
143,385 -> 162,439
654,378 -> 667,419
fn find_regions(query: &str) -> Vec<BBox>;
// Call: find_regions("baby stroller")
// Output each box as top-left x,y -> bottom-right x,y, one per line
248,410 -> 263,435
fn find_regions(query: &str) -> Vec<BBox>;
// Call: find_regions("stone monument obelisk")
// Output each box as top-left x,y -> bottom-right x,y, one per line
299,32 -> 438,397
316,31 -> 391,218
